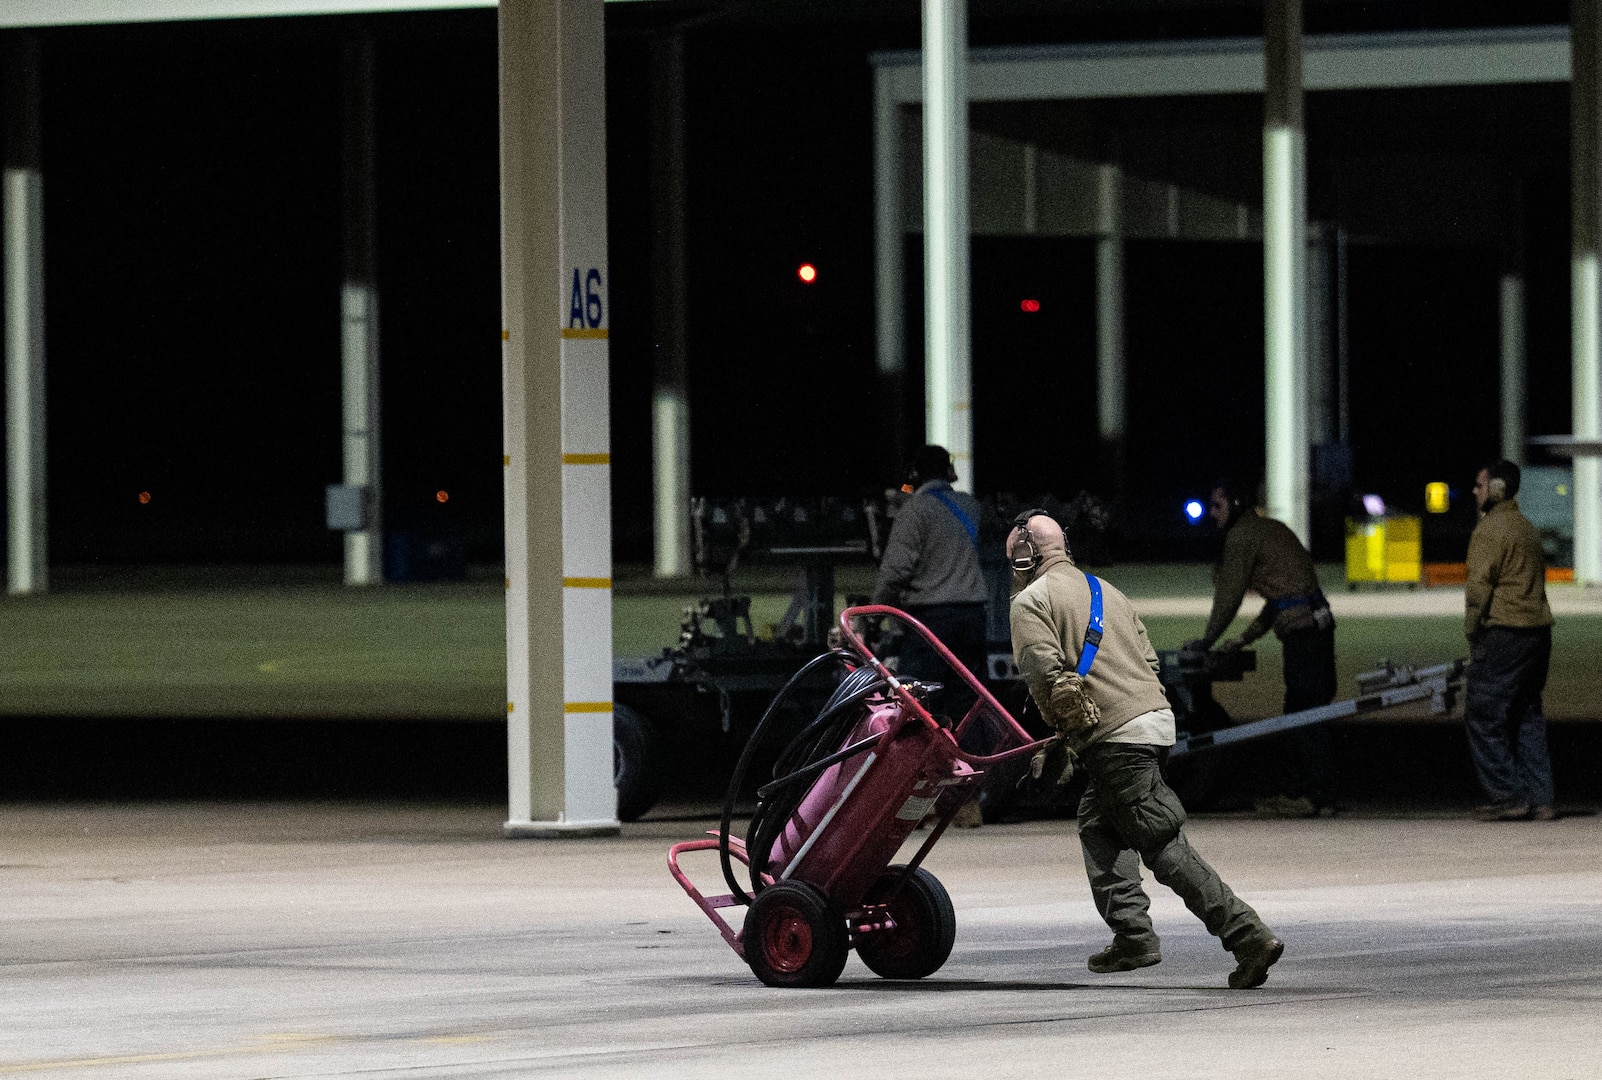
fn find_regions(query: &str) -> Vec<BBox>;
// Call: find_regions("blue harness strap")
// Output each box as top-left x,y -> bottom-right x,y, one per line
1076,574 -> 1104,677
928,488 -> 979,547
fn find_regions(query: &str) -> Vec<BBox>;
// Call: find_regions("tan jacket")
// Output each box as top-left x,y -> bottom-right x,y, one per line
1465,498 -> 1553,642
1201,512 -> 1326,646
1010,553 -> 1171,745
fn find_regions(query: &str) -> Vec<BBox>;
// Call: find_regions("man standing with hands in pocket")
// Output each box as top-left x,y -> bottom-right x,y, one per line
1463,460 -> 1556,822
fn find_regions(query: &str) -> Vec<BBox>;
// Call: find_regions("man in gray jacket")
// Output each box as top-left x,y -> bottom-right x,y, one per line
1008,511 -> 1285,987
873,445 -> 988,690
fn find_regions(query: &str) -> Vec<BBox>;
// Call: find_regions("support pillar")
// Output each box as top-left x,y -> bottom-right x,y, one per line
873,63 -> 908,475
340,36 -> 383,586
1335,224 -> 1350,447
650,32 -> 690,579
1501,272 -> 1527,468
1263,0 -> 1309,544
4,35 -> 46,596
1308,224 -> 1336,450
922,0 -> 973,491
500,0 -> 618,836
1574,0 -> 1602,585
1094,162 -> 1126,499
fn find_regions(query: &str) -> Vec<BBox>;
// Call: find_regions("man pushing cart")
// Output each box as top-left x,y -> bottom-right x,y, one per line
667,510 -> 1286,991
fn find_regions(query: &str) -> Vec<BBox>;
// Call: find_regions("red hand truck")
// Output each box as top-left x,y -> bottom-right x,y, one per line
668,604 -> 1052,987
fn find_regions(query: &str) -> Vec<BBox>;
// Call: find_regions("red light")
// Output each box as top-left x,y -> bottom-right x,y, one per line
1020,299 -> 1041,313
798,263 -> 817,283
137,491 -> 152,505
436,490 -> 450,504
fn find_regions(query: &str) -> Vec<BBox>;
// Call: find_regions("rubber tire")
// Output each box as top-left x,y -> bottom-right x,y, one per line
743,880 -> 849,988
612,703 -> 662,823
854,865 -> 956,980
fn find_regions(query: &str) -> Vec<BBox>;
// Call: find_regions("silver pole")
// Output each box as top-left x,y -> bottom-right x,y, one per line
873,63 -> 908,471
1574,0 -> 1602,585
650,32 -> 690,579
922,0 -> 972,491
1095,162 -> 1126,496
1264,0 -> 1309,543
340,36 -> 382,586
1501,272 -> 1527,466
4,35 -> 46,596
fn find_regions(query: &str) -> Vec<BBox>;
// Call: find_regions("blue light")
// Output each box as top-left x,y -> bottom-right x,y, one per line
1184,499 -> 1205,523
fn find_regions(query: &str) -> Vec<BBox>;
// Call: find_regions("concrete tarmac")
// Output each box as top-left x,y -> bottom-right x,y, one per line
3,800 -> 1600,1079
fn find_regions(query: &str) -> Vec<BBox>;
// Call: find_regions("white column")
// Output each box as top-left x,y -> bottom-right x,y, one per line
500,0 -> 618,836
1500,271 -> 1526,466
1095,163 -> 1125,447
340,37 -> 382,586
1574,0 -> 1602,585
922,0 -> 972,492
650,32 -> 690,579
5,36 -> 46,596
1264,0 -> 1309,544
874,63 -> 909,468
1095,161 -> 1126,497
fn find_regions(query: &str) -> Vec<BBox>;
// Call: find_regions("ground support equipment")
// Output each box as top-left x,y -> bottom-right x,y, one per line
1167,658 -> 1466,762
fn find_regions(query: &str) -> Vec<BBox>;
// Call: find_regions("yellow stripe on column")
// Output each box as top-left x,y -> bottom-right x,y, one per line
560,327 -> 610,340
564,701 -> 613,713
562,453 -> 610,464
563,577 -> 612,588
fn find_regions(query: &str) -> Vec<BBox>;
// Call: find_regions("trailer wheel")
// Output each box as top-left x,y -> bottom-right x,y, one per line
743,880 -> 849,988
613,704 -> 662,822
854,865 -> 956,980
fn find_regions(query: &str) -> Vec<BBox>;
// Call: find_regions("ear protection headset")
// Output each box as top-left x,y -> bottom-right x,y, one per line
1009,508 -> 1050,573
1482,460 -> 1520,503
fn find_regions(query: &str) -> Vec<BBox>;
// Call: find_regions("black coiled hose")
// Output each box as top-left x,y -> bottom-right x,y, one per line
718,651 -> 891,906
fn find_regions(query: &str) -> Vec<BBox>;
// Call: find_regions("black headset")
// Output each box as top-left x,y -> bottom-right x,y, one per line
1009,508 -> 1051,573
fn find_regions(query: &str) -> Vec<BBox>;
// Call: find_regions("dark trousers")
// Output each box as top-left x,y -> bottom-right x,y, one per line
1276,625 -> 1338,806
1465,626 -> 1554,809
1077,743 -> 1269,953
900,602 -> 988,748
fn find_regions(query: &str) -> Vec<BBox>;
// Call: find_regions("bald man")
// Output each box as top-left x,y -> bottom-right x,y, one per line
1007,511 -> 1285,988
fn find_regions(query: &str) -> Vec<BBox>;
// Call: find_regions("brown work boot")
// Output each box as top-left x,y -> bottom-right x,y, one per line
1253,795 -> 1318,819
1228,935 -> 1285,989
1532,805 -> 1557,822
1087,939 -> 1162,974
1473,803 -> 1532,822
951,798 -> 984,829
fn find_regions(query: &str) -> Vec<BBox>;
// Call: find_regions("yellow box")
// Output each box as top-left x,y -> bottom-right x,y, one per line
1345,515 -> 1421,586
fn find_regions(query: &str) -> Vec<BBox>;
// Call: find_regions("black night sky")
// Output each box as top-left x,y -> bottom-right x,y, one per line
8,1 -> 1582,568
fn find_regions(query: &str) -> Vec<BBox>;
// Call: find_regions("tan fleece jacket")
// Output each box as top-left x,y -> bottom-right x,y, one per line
1009,553 -> 1171,745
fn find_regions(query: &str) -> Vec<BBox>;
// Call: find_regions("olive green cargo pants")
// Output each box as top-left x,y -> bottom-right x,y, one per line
1077,742 -> 1270,953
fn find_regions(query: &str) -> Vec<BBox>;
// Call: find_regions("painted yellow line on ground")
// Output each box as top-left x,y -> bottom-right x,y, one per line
559,327 -> 609,339
564,701 -> 612,713
0,1035 -> 339,1074
561,453 -> 610,464
562,577 -> 611,588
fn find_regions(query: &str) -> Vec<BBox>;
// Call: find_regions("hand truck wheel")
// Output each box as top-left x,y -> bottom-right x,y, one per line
853,865 -> 956,980
743,880 -> 849,988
